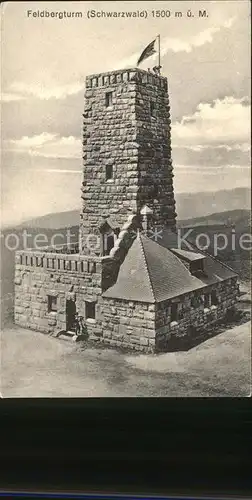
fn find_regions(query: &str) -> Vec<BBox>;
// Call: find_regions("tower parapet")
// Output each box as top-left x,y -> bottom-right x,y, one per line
86,68 -> 168,90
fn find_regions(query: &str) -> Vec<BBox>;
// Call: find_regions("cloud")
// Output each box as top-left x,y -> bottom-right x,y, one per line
175,164 -> 250,172
2,81 -> 85,101
1,92 -> 26,102
39,169 -> 81,174
119,17 -> 236,67
173,143 -> 251,153
160,26 -> 220,54
5,133 -> 81,159
172,96 -> 251,146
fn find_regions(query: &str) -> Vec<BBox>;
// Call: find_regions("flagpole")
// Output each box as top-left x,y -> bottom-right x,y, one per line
157,34 -> 161,73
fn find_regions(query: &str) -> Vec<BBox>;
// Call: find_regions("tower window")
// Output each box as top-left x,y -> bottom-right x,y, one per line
105,91 -> 113,107
106,164 -> 113,181
48,295 -> 57,313
150,100 -> 155,116
85,301 -> 96,320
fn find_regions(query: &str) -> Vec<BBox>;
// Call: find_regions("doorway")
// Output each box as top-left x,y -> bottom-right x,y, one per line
66,299 -> 76,332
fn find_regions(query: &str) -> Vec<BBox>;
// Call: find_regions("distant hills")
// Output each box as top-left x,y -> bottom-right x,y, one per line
17,209 -> 80,230
178,209 -> 251,228
1,186 -> 250,325
6,186 -> 250,230
176,187 -> 250,221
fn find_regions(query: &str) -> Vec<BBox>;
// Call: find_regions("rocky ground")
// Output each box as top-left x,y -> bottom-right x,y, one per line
1,313 -> 250,397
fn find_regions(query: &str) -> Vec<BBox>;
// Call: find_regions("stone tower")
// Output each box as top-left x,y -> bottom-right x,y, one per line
80,68 -> 177,255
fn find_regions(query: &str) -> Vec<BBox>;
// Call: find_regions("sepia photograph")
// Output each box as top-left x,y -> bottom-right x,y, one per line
1,0 -> 251,397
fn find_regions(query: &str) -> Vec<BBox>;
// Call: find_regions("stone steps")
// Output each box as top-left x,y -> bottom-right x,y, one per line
53,330 -> 76,342
88,334 -> 101,342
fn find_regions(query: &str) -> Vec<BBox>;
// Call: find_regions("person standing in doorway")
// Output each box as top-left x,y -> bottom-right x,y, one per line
74,313 -> 80,336
79,316 -> 88,337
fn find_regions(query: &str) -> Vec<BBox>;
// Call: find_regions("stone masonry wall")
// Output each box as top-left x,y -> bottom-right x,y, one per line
98,277 -> 239,353
80,68 -> 176,254
100,298 -> 156,353
14,247 -> 239,353
155,277 -> 239,351
14,251 -> 104,337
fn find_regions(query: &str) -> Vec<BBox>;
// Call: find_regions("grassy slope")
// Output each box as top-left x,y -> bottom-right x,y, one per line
1,321 -> 250,398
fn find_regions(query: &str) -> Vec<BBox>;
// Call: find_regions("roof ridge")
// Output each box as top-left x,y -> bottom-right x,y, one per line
138,234 -> 156,302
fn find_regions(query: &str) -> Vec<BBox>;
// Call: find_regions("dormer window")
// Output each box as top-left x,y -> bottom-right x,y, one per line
105,91 -> 113,107
190,259 -> 204,276
106,164 -> 113,181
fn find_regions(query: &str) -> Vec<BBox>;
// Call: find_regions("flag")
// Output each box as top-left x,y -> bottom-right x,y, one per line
137,39 -> 156,66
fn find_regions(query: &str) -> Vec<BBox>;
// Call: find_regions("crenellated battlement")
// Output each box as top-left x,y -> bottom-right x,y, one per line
86,68 -> 168,91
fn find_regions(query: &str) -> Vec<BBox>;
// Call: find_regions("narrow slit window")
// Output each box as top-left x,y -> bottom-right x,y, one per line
105,91 -> 113,107
106,164 -> 113,181
171,303 -> 178,322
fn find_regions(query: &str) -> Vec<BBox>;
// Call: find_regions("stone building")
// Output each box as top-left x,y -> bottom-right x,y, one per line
14,68 -> 239,352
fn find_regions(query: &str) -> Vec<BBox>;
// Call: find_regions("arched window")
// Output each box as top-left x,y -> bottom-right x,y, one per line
99,219 -> 117,256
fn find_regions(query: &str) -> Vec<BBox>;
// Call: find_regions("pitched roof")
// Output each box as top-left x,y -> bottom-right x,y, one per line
140,205 -> 153,215
103,233 -> 155,303
157,227 -> 179,249
161,236 -> 237,286
103,233 -> 204,303
98,216 -> 120,232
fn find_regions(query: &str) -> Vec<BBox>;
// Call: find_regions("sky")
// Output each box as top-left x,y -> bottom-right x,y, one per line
1,0 -> 251,226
